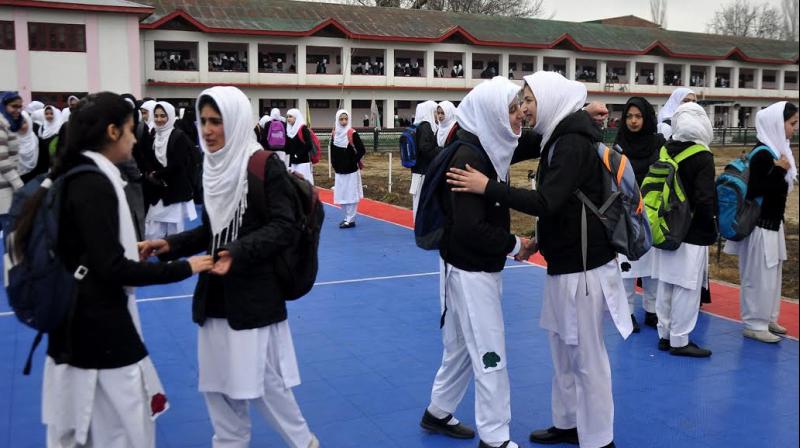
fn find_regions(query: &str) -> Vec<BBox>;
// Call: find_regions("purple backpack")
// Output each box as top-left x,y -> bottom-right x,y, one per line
267,120 -> 286,149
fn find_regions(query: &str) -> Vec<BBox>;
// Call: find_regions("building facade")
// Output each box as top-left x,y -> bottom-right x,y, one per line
2,0 -> 798,129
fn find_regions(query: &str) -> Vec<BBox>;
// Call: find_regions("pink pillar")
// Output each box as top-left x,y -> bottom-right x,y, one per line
13,10 -> 31,103
85,14 -> 100,93
127,15 -> 142,98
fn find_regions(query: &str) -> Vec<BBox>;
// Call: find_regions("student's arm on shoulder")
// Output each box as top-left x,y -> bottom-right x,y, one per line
449,149 -> 517,257
486,135 -> 583,217
225,156 -> 299,269
70,174 -> 193,286
164,211 -> 212,259
511,129 -> 542,164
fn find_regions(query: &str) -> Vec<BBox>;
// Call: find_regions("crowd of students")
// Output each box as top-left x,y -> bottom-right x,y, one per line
0,69 -> 796,447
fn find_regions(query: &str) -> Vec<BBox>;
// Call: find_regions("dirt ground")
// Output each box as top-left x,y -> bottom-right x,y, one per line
314,146 -> 799,300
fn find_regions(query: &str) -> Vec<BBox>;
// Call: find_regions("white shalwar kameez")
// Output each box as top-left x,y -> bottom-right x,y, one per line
289,162 -> 314,186
198,318 -> 313,448
334,170 -> 363,223
540,260 -> 632,448
429,260 -> 512,445
409,173 -> 424,221
725,225 -> 787,331
651,243 -> 708,347
144,200 -> 197,240
617,250 -> 657,314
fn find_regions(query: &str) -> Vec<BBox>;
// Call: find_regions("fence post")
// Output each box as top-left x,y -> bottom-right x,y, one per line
388,152 -> 393,193
373,128 -> 379,152
722,128 -> 727,146
744,128 -> 748,146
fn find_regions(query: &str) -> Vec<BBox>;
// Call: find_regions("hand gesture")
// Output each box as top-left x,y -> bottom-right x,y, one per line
188,256 -> 214,273
211,250 -> 233,276
776,154 -> 791,171
446,164 -> 489,195
138,239 -> 170,261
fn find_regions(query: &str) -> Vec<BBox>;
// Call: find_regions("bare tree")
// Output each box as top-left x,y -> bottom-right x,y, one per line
348,0 -> 549,18
781,0 -> 799,41
649,0 -> 667,28
707,0 -> 783,39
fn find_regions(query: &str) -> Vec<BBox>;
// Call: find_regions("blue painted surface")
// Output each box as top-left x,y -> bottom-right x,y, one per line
1,204 -> 797,447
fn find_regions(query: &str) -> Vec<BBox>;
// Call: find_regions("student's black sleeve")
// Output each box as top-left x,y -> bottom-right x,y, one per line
511,129 -> 543,164
747,150 -> 787,200
166,212 -> 212,258
352,132 -> 366,160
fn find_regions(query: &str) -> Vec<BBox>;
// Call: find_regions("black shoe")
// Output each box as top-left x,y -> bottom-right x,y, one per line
479,441 -> 512,448
644,312 -> 658,328
658,338 -> 670,351
631,314 -> 640,333
529,426 -> 578,445
338,220 -> 347,228
670,341 -> 712,358
420,410 -> 475,439
339,221 -> 356,229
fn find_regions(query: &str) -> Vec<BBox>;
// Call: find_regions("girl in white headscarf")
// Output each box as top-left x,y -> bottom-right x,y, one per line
330,109 -> 365,228
657,87 -> 696,139
143,101 -> 197,240
260,107 -> 289,168
16,111 -> 42,182
725,101 -> 797,343
60,95 -> 79,122
446,71 -> 632,448
650,102 -> 716,358
436,100 -> 458,148
409,100 -> 439,222
140,100 -> 157,132
285,108 -> 315,185
139,86 -> 318,448
37,105 -> 63,166
419,77 -> 525,448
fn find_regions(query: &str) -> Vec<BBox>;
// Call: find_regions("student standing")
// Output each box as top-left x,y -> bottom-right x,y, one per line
0,91 -> 24,231
410,100 -> 439,221
261,108 -> 290,168
331,109 -> 365,229
38,105 -> 63,162
614,97 -> 665,331
17,111 -> 46,184
657,88 -> 696,139
726,102 -> 798,343
650,102 -> 717,357
436,101 -> 458,149
446,72 -> 632,448
285,108 -> 315,185
139,86 -> 319,448
421,77 -> 525,448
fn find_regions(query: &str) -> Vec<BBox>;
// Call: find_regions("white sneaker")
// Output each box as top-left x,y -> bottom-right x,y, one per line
744,329 -> 781,343
768,322 -> 787,335
308,434 -> 320,448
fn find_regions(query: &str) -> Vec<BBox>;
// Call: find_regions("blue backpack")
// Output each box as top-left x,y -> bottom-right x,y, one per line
399,124 -> 418,168
716,145 -> 776,241
4,167 -> 99,374
414,140 -> 488,250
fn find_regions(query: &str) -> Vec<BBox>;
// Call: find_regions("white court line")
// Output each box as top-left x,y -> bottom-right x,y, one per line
0,264 -> 539,314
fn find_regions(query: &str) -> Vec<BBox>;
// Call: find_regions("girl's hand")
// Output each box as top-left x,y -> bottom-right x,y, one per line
446,164 -> 489,194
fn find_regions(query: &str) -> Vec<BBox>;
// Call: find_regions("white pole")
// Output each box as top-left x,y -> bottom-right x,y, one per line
388,152 -> 393,193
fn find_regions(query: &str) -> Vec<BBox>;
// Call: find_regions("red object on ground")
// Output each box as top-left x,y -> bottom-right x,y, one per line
316,186 -> 798,339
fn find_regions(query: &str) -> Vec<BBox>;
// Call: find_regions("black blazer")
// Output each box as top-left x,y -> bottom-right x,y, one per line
330,131 -> 366,175
287,125 -> 313,165
49,158 -> 193,369
150,128 -> 195,206
165,153 -> 300,330
411,121 -> 438,175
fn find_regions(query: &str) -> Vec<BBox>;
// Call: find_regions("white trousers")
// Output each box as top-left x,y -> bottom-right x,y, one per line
144,220 -> 183,241
204,385 -> 312,448
289,163 -> 314,186
412,192 -> 421,223
342,203 -> 359,223
738,231 -> 783,331
622,277 -> 657,314
547,271 -> 614,448
410,173 -> 424,224
46,367 -> 155,448
429,264 -> 510,444
655,267 -> 703,347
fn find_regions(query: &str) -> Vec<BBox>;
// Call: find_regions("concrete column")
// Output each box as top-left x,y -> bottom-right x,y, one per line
534,54 -> 542,72
198,38 -> 209,83
343,97 -> 352,116
778,69 -> 786,91
682,64 -> 691,87
628,60 -> 636,87
248,42 -> 258,83
656,62 -> 664,86
297,44 -> 307,84
567,56 -> 576,80
708,105 -> 716,126
708,65 -> 716,90
385,48 -> 395,84
342,46 -> 352,84
464,50 -> 473,82
755,68 -> 763,90
384,98 -> 395,129
500,52 -> 510,79
599,61 -> 607,86
731,66 -> 740,92
425,49 -> 435,85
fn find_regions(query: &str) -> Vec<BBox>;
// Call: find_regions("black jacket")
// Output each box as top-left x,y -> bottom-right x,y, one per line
165,153 -> 299,330
747,141 -> 788,230
440,130 -> 517,273
665,140 -> 718,246
412,121 -> 438,175
149,128 -> 195,206
485,111 -> 616,275
330,131 -> 366,174
50,158 -> 193,369
287,125 -> 313,165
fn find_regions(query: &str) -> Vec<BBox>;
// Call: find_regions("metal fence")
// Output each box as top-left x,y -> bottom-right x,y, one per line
314,127 -> 800,152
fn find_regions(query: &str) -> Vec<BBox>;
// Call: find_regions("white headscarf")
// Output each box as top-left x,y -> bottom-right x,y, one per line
270,108 -> 286,123
413,100 -> 438,133
153,101 -> 177,167
17,111 -> 39,176
436,101 -> 457,147
141,100 -> 157,131
258,114 -> 270,128
756,101 -> 797,191
455,76 -> 522,180
286,108 -> 306,139
658,87 -> 695,125
38,105 -> 63,140
30,109 -> 45,127
333,109 -> 352,148
198,86 -> 262,245
523,71 -> 587,151
671,102 -> 713,149
25,101 -> 44,115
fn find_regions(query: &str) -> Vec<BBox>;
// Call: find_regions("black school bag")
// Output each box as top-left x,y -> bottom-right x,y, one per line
246,150 -> 324,300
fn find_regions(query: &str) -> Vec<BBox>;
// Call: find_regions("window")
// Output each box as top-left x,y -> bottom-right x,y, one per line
308,100 -> 330,109
28,22 -> 85,52
154,41 -> 198,71
31,92 -> 87,109
0,21 -> 14,50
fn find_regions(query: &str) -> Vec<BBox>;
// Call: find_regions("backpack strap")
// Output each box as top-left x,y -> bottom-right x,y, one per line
748,145 -> 778,160
672,144 -> 710,164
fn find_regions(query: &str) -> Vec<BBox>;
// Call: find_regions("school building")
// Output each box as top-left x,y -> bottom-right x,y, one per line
1,0 -> 799,128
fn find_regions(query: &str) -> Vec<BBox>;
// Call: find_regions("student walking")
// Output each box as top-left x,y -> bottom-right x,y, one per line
330,109 -> 365,229
409,100 -> 438,221
285,108 -> 315,185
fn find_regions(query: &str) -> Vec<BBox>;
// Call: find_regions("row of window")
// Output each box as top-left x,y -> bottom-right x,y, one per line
0,21 -> 86,52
